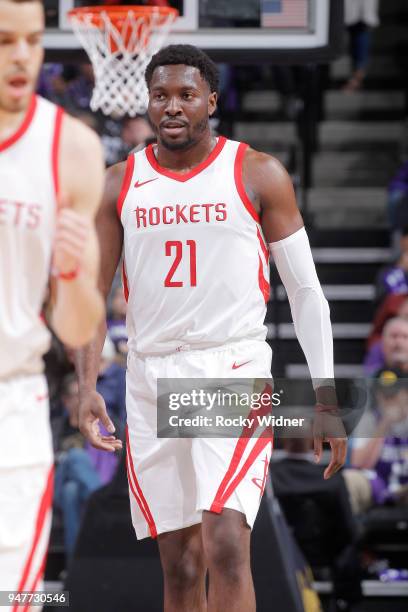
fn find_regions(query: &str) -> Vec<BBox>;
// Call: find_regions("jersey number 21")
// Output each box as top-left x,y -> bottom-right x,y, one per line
165,240 -> 197,287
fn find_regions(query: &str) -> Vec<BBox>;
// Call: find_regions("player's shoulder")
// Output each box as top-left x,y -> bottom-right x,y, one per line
243,145 -> 287,175
60,113 -> 103,162
241,144 -> 291,191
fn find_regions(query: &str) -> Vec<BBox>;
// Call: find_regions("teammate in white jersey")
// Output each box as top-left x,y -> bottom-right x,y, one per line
76,45 -> 347,611
0,0 -> 105,604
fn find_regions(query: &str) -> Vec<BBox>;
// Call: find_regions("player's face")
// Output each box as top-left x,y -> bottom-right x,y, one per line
0,0 -> 44,113
148,64 -> 217,151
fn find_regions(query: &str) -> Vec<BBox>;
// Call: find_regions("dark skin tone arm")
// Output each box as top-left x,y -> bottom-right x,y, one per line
74,162 -> 126,452
243,148 -> 347,479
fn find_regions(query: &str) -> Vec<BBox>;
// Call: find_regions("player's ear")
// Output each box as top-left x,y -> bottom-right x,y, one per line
208,92 -> 217,117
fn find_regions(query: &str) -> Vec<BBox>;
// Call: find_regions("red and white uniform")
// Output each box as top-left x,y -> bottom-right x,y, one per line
0,95 -> 62,602
119,136 -> 269,354
119,137 -> 273,539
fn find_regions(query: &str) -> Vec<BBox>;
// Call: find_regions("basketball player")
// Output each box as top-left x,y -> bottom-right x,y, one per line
76,45 -> 347,611
0,0 -> 105,603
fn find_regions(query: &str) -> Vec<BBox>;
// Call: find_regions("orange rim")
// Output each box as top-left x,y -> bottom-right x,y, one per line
68,5 -> 179,27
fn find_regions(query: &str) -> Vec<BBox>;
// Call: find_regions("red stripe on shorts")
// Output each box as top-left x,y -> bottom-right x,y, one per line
210,429 -> 273,514
22,547 -> 49,612
125,426 -> 157,538
13,466 -> 54,612
210,384 -> 273,514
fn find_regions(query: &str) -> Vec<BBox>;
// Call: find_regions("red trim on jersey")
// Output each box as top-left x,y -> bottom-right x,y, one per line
234,142 -> 260,223
52,106 -> 64,199
117,155 -> 135,218
257,227 -> 269,265
13,466 -> 54,611
210,430 -> 272,514
0,94 -> 37,153
210,386 -> 273,513
126,427 -> 158,538
258,255 -> 270,303
145,136 -> 227,182
122,259 -> 129,302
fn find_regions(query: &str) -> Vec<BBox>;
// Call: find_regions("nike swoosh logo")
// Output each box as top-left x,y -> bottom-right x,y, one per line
134,178 -> 158,188
232,360 -> 252,370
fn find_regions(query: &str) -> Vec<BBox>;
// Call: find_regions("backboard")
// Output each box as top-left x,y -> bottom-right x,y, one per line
44,1 -> 343,64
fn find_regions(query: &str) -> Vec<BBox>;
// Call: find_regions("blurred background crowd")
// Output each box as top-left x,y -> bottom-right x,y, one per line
37,1 -> 408,611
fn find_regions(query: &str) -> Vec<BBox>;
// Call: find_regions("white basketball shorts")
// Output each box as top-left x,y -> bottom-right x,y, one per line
0,374 -> 54,610
125,340 -> 273,540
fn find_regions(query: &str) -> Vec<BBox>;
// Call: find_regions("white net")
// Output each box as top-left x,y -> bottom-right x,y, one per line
69,8 -> 177,117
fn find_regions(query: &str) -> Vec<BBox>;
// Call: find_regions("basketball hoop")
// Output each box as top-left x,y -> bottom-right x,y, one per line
68,5 -> 178,117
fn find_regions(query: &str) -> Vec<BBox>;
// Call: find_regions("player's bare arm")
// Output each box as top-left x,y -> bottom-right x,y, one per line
50,114 -> 105,347
75,161 -> 126,452
243,148 -> 347,479
52,115 -> 104,347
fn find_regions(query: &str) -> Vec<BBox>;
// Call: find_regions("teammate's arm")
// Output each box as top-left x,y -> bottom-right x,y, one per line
50,115 -> 105,347
75,162 -> 127,452
243,148 -> 347,479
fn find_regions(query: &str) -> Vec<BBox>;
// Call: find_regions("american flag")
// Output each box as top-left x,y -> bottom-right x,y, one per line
261,0 -> 309,28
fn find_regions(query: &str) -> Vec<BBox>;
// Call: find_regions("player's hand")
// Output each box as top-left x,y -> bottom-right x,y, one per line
79,389 -> 123,452
53,194 -> 91,276
313,410 -> 347,480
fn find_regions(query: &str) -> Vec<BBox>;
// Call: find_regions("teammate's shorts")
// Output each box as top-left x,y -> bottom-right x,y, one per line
0,375 -> 54,610
126,339 -> 273,540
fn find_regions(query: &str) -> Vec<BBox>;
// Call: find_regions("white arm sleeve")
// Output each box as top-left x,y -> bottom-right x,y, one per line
269,226 -> 334,388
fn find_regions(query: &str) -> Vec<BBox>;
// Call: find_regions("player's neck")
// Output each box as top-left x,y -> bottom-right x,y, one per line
0,105 -> 28,144
155,131 -> 216,173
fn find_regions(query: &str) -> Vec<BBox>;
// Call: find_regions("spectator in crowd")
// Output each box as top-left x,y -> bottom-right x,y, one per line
121,115 -> 154,155
53,374 -> 101,561
387,161 -> 408,236
367,295 -> 408,350
100,114 -> 126,166
343,0 -> 380,91
107,286 -> 128,363
52,373 -> 83,452
345,369 -> 408,514
272,435 -> 363,612
54,338 -> 125,562
364,299 -> 408,375
375,227 -> 408,303
66,63 -> 95,110
364,312 -> 408,376
95,335 -> 126,423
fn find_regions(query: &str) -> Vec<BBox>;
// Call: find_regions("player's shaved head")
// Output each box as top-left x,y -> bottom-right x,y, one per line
0,0 -> 44,113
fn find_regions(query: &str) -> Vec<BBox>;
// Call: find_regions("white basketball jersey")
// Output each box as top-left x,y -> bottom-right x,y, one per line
119,137 -> 270,355
0,95 -> 63,380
